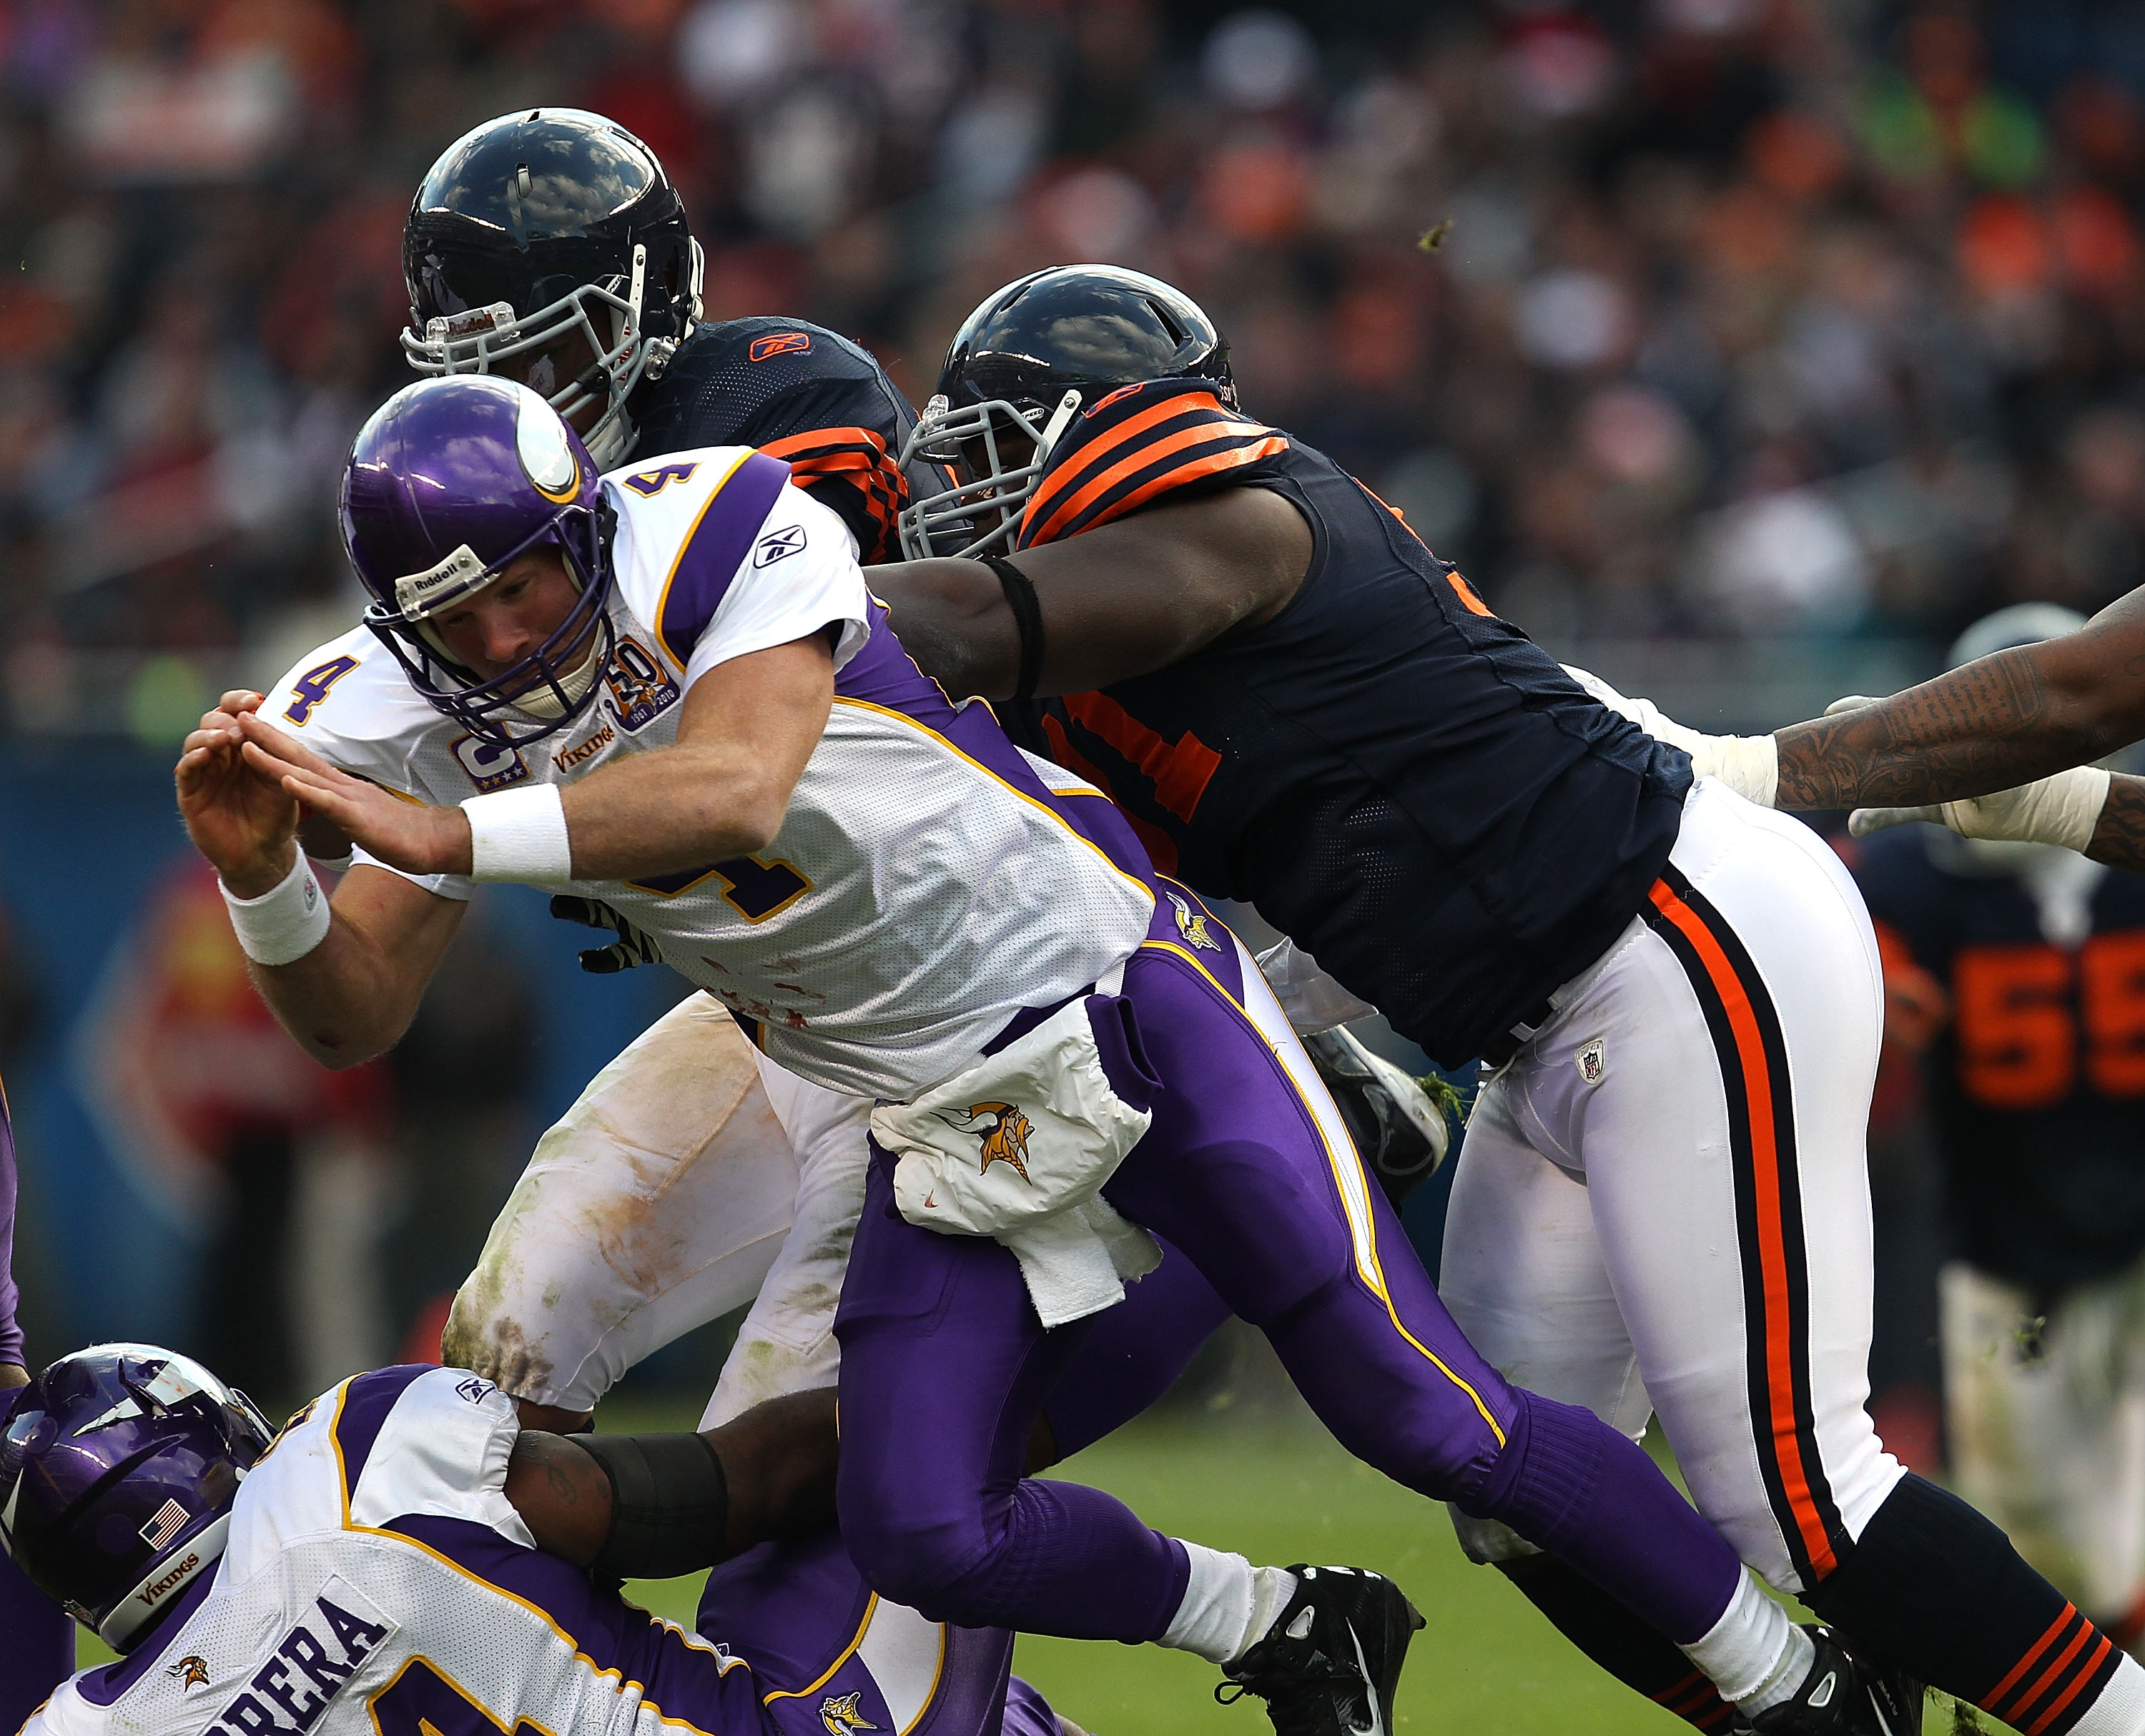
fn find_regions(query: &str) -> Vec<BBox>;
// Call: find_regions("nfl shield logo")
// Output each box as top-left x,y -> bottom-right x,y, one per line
1577,1038 -> 1607,1085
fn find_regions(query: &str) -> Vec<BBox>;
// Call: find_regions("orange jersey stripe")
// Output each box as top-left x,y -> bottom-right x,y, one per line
2025,1635 -> 2112,1735
1025,415 -> 1281,547
2006,1617 -> 2094,1722
1988,1607 -> 2078,1710
1646,878 -> 1838,1580
1022,394 -> 1272,544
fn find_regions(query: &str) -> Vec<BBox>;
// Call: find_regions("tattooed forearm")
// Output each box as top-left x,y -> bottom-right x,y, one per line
2089,775 -> 2145,873
506,1430 -> 613,1566
1773,646 -> 2114,810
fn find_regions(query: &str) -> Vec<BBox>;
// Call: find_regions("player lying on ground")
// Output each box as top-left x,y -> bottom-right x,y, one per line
0,1343 -> 1083,1736
179,373 -> 1864,1735
856,263 -> 2144,1736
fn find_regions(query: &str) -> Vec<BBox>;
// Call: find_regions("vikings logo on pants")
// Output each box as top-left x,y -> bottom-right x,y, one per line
935,1103 -> 1035,1181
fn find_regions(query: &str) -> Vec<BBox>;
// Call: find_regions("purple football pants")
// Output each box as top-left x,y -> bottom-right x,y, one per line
834,895 -> 1743,1649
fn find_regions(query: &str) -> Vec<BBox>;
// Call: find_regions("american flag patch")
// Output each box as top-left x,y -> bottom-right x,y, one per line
139,1499 -> 189,1551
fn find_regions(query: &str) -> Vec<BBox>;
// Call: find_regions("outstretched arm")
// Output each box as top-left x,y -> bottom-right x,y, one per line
871,486 -> 1312,699
1773,588 -> 2145,809
237,636 -> 834,885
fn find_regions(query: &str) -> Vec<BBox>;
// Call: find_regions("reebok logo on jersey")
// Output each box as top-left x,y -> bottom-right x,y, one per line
749,332 -> 812,362
755,524 -> 808,566
454,1376 -> 495,1405
204,1581 -> 393,1736
819,1691 -> 879,1735
935,1102 -> 1035,1182
1577,1038 -> 1607,1085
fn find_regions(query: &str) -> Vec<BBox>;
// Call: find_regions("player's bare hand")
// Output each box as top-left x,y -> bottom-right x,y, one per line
177,694 -> 301,896
239,714 -> 473,877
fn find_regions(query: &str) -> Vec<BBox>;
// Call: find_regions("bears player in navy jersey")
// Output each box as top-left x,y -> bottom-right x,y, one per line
871,265 -> 2145,1736
400,108 -> 935,566
1854,606 -> 2145,1661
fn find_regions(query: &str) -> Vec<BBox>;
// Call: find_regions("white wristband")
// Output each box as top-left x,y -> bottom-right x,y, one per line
221,851 -> 332,966
463,784 -> 573,883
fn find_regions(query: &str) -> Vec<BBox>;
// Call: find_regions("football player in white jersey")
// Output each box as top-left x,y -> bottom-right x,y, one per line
1,1343 -> 1070,1736
173,374 -> 1906,1735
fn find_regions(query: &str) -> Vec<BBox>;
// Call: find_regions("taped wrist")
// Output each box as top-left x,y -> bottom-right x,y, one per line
574,1432 -> 729,1581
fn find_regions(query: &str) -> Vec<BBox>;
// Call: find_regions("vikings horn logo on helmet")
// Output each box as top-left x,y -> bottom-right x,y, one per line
819,1692 -> 878,1736
937,1102 -> 1035,1181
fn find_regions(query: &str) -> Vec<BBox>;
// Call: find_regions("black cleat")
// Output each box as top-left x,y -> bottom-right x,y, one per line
1748,1629 -> 1925,1736
1216,1564 -> 1425,1736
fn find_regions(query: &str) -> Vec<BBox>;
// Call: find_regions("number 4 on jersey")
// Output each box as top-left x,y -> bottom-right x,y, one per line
628,854 -> 812,922
285,656 -> 361,725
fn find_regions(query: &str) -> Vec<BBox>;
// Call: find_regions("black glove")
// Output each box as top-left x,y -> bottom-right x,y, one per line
1302,1026 -> 1454,1210
550,894 -> 664,974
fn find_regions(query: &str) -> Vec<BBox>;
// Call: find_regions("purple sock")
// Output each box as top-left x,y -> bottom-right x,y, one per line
1460,1389 -> 1739,1644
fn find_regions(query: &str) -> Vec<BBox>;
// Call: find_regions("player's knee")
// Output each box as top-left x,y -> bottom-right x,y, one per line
1446,1506 -> 1543,1567
839,1498 -> 991,1620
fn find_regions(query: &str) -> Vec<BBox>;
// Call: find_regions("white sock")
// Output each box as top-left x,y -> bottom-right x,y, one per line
1160,1543 -> 1298,1667
2068,1650 -> 2145,1736
1681,1567 -> 1811,1712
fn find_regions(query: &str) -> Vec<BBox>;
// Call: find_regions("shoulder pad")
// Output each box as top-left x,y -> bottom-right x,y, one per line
1015,378 -> 1287,548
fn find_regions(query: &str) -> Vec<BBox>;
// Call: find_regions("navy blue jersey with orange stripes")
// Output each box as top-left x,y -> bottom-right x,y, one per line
1855,826 -> 2145,1289
1002,377 -> 1692,1066
628,316 -> 934,563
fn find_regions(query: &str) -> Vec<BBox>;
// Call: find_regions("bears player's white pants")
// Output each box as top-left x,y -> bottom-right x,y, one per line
1441,779 -> 1905,1594
1943,1256 -> 2145,1633
442,993 -> 868,1422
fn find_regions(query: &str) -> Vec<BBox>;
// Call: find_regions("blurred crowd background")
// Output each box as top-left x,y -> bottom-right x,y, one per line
4,0 -> 2145,1446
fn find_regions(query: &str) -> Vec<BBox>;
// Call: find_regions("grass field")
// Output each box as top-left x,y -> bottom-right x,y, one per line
77,1410 -> 1989,1733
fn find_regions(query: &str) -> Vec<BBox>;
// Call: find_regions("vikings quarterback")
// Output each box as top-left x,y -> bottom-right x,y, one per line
177,374 -> 1842,1733
866,263 -> 2145,1736
0,1343 -> 1067,1736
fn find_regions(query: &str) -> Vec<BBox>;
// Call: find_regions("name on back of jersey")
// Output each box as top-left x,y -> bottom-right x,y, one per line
195,1578 -> 395,1735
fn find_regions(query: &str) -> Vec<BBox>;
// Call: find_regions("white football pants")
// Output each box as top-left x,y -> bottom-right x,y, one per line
1943,1256 -> 2145,1633
442,992 -> 868,1423
1441,779 -> 1905,1594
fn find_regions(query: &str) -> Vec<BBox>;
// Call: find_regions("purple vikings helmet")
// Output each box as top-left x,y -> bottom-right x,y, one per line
0,1345 -> 274,1650
342,374 -> 614,747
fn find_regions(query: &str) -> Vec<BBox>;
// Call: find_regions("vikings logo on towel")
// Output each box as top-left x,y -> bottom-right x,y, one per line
819,1690 -> 878,1736
937,1103 -> 1034,1182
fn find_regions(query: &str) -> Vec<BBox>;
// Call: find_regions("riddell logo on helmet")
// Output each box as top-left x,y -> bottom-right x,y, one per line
136,1552 -> 202,1608
749,332 -> 812,363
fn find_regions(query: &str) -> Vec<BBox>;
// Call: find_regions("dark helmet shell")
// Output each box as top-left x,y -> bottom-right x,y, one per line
935,264 -> 1237,420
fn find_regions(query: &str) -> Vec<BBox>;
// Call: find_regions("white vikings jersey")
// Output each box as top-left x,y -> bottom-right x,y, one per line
30,1366 -> 1005,1736
268,448 -> 1155,1098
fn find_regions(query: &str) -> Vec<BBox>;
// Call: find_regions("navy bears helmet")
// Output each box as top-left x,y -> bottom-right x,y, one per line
898,265 -> 1237,558
402,109 -> 705,469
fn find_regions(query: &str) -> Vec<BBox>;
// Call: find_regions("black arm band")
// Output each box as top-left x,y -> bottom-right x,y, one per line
574,1431 -> 729,1581
983,556 -> 1046,702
